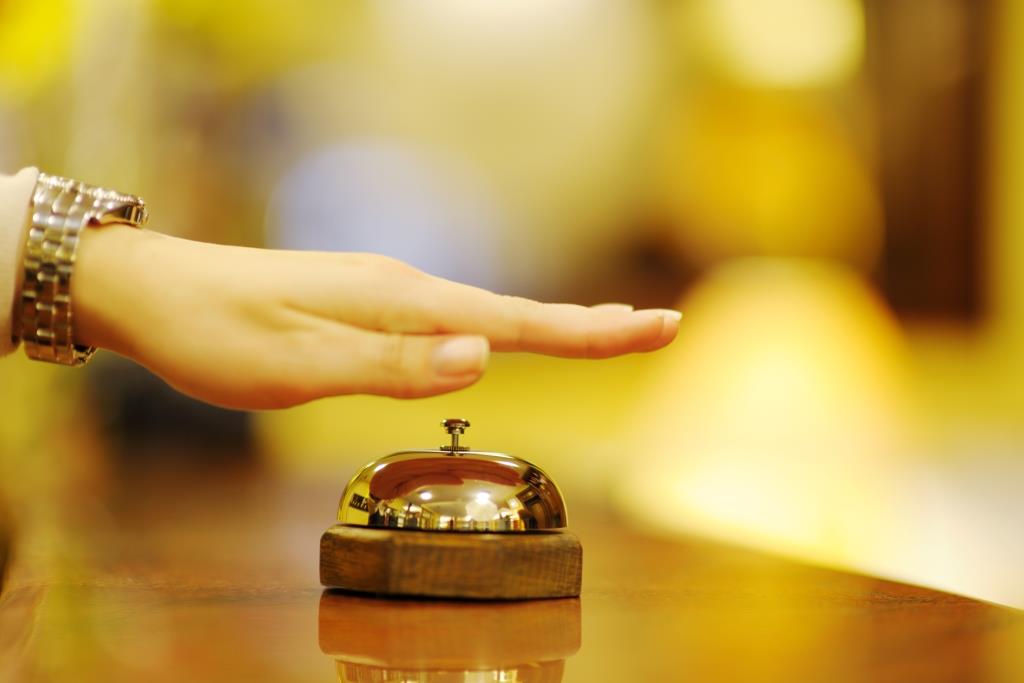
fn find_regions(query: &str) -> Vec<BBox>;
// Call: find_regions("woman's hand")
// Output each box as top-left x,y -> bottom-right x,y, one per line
72,226 -> 680,409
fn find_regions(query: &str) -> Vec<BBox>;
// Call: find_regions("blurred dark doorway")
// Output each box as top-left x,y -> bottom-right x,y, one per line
865,0 -> 991,322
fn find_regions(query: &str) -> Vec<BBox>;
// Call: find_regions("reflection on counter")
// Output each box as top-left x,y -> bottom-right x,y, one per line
318,592 -> 581,683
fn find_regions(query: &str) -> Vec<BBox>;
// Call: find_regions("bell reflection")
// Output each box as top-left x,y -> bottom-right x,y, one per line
318,592 -> 581,683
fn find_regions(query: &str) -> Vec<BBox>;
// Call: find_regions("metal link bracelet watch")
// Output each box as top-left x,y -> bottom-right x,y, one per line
14,172 -> 148,366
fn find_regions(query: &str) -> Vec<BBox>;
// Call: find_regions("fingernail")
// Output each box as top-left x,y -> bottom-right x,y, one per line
592,302 -> 635,312
636,308 -> 683,322
432,336 -> 490,376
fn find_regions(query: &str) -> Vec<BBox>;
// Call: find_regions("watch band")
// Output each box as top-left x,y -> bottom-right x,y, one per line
15,172 -> 148,366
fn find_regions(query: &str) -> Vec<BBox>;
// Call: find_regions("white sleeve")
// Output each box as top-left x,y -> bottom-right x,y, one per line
0,167 -> 39,357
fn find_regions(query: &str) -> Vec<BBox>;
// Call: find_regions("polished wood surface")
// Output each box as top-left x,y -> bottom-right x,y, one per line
1,469 -> 1022,682
320,525 -> 582,599
319,591 -> 580,672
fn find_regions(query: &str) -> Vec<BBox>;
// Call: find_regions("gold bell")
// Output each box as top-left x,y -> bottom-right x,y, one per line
319,418 -> 582,599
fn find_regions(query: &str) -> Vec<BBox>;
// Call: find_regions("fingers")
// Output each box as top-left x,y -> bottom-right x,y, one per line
312,258 -> 682,358
590,303 -> 636,313
405,280 -> 682,358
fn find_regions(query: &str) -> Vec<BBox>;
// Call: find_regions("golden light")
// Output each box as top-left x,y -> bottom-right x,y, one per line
0,0 -> 73,99
616,259 -> 914,563
696,0 -> 865,87
654,96 -> 883,268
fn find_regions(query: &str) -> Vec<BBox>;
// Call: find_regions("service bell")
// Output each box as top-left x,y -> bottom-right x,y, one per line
319,419 -> 582,599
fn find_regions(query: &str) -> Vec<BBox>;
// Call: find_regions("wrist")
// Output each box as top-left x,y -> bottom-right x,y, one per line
73,224 -> 162,355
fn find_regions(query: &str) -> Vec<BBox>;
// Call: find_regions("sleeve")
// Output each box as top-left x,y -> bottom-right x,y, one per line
0,167 -> 39,357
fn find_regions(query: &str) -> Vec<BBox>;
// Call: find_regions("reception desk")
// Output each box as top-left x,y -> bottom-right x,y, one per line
1,470 -> 1021,682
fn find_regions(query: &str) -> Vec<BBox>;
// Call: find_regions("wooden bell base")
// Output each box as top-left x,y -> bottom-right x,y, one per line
319,525 -> 582,600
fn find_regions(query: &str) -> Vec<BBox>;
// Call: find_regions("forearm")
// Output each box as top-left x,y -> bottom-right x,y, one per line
0,167 -> 40,356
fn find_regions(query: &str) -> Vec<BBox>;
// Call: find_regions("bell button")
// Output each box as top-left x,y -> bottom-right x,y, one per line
441,417 -> 470,453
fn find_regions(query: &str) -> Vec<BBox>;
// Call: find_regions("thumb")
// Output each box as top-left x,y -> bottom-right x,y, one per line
330,330 -> 490,399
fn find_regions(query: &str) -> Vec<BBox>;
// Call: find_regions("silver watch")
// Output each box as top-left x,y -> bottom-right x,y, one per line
14,172 -> 148,366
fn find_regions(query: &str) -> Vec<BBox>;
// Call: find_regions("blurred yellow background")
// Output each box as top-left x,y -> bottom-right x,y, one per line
1,0 -> 1022,616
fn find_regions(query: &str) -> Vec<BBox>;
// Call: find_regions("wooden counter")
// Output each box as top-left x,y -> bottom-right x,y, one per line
1,469 -> 1021,682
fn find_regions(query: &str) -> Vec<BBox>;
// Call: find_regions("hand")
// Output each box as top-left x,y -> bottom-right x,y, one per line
73,226 -> 680,409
